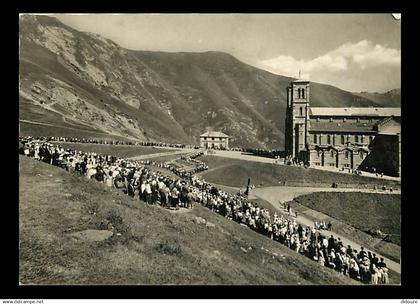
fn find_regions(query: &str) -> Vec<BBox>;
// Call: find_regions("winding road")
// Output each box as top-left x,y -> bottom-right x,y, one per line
251,186 -> 401,274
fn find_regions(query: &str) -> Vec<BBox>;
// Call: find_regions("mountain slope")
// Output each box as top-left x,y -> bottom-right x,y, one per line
19,15 -> 389,149
354,89 -> 401,108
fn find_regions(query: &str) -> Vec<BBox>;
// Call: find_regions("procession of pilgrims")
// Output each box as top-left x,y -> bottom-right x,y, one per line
19,136 -> 390,284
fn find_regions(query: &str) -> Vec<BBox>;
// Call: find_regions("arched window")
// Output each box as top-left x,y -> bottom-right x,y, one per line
355,135 -> 359,143
314,134 -> 317,144
327,135 -> 331,145
341,135 -> 345,145
330,150 -> 334,157
299,107 -> 303,116
345,151 -> 349,159
360,151 -> 364,159
297,88 -> 301,98
301,88 -> 305,99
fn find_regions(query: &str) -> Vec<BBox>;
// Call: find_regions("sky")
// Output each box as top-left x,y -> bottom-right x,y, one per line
55,14 -> 401,93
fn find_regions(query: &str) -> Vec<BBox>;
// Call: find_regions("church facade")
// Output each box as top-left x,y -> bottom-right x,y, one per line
284,79 -> 401,176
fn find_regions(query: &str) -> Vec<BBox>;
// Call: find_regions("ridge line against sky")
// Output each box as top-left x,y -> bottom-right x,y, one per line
52,14 -> 401,93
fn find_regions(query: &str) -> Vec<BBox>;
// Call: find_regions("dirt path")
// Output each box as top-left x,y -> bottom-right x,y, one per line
251,186 -> 401,274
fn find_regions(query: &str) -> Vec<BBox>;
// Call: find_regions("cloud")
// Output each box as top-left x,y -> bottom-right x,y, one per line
259,40 -> 400,78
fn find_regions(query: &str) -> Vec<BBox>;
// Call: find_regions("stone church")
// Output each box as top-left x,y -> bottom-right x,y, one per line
284,78 -> 401,176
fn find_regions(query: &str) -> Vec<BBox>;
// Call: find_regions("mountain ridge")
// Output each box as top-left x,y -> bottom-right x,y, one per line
19,15 -> 399,149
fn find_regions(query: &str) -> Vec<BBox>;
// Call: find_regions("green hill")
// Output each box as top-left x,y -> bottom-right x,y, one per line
353,89 -> 401,107
19,156 -> 358,285
197,156 -> 400,189
19,15 -> 390,149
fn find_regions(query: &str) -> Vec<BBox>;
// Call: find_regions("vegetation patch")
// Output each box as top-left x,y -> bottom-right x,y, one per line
198,155 -> 400,189
53,142 -> 174,158
295,192 -> 400,244
288,191 -> 401,263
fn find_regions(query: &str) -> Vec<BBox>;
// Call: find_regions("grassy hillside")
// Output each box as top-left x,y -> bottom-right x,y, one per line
19,156 -> 358,285
52,142 -> 175,158
197,156 -> 401,188
288,192 -> 401,264
354,89 -> 401,107
294,192 -> 400,245
19,15 -> 384,149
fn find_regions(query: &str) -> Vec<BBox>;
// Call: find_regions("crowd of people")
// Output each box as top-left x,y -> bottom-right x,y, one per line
19,136 -> 206,209
41,136 -> 290,160
19,135 -> 391,284
43,136 -> 200,149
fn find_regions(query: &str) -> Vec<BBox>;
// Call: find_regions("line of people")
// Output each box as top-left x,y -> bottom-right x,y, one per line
33,136 -> 200,149
29,135 -> 287,157
19,136 -> 390,284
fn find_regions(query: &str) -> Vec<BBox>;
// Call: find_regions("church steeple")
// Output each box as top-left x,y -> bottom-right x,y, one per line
285,77 -> 311,158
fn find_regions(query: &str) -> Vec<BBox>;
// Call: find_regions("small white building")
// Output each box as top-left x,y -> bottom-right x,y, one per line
200,131 -> 229,149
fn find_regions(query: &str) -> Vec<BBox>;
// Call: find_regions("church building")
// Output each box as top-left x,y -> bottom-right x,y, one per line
284,78 -> 401,176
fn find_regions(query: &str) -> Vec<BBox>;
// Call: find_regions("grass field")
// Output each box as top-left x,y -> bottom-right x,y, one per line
295,192 -> 400,245
144,153 -> 190,163
289,192 -> 401,264
48,142 -> 175,159
19,156 -> 359,285
197,156 -> 400,189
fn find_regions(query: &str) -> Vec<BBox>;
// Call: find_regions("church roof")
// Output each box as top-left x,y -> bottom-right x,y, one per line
376,115 -> 401,127
309,121 -> 376,133
375,116 -> 401,135
200,131 -> 229,138
309,107 -> 401,117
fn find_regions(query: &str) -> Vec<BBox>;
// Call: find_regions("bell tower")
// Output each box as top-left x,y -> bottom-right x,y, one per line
285,75 -> 310,159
